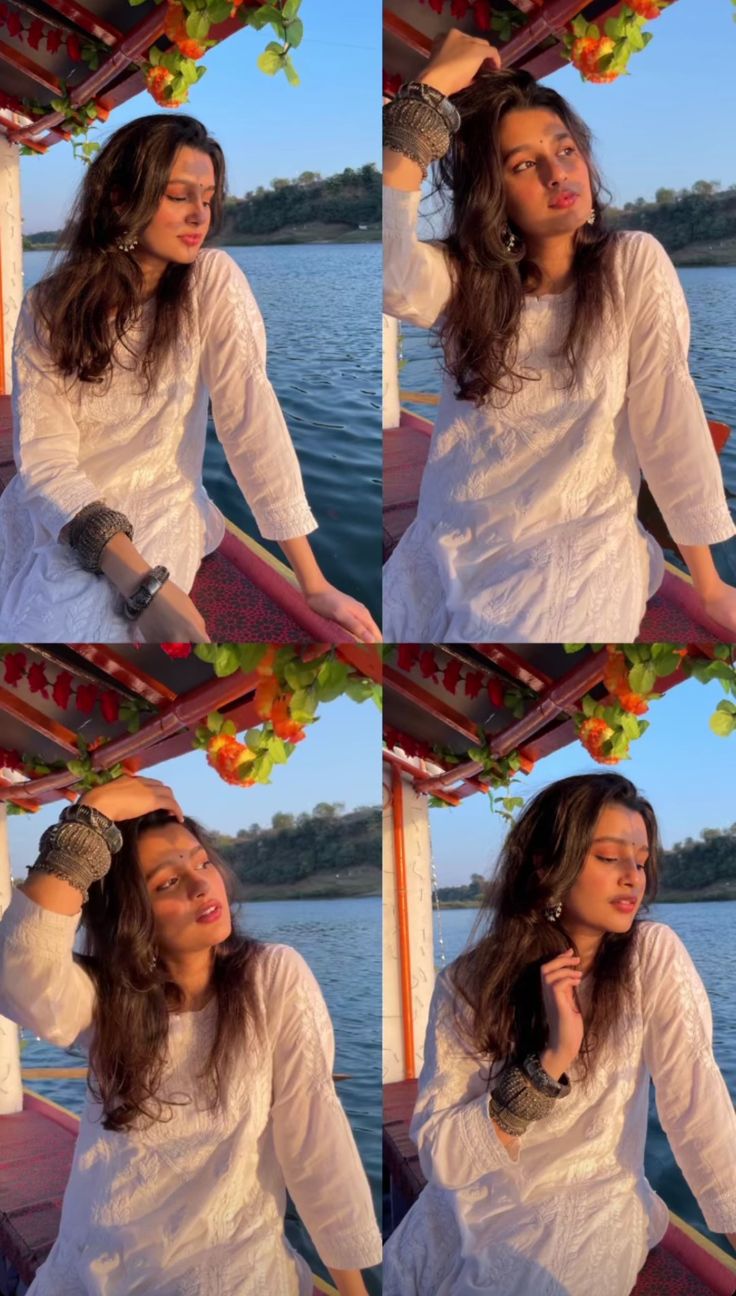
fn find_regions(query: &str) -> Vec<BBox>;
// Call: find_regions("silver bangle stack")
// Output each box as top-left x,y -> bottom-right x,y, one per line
122,565 -> 170,621
489,1053 -> 571,1137
67,501 -> 134,573
383,81 -> 461,179
27,803 -> 123,903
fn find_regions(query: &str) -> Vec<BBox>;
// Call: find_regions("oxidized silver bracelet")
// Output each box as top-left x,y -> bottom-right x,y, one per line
67,501 -> 134,573
522,1053 -> 571,1099
27,819 -> 114,903
60,802 -> 123,856
383,97 -> 451,178
123,565 -> 170,621
488,1058 -> 570,1136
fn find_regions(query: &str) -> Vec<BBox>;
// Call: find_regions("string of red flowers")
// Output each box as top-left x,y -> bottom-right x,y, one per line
0,2 -> 99,64
392,644 -> 530,718
0,649 -> 147,730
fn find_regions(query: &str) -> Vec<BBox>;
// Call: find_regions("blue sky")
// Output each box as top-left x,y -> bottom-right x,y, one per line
20,0 -> 380,231
545,1 -> 736,206
429,675 -> 736,887
5,693 -> 381,877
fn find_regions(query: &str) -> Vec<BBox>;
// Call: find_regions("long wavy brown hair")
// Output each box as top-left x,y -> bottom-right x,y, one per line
435,70 -> 621,405
32,115 -> 225,391
77,810 -> 262,1132
452,774 -> 661,1083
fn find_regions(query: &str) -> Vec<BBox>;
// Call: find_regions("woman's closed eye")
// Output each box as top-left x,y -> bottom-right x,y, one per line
596,854 -> 647,869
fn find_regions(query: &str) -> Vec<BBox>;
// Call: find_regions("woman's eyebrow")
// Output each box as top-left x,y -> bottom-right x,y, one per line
503,130 -> 572,163
167,178 -> 217,193
592,836 -> 649,849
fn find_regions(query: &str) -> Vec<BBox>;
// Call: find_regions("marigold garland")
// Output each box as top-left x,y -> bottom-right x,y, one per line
563,4 -> 671,85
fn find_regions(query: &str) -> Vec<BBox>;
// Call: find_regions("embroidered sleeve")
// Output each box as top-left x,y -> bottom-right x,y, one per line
11,297 -> 102,542
196,252 -> 317,541
0,887 -> 95,1050
641,922 -> 736,1233
383,187 -> 454,329
266,945 -> 382,1271
623,233 -> 735,547
410,969 -> 523,1189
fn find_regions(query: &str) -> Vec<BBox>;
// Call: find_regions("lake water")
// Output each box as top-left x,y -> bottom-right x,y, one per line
432,900 -> 736,1259
22,245 -> 382,620
398,265 -> 736,585
19,895 -> 381,1293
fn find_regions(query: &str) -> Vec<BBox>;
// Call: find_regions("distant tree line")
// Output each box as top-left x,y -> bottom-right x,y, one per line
607,184 -> 736,251
221,164 -> 380,236
437,827 -> 736,901
210,803 -> 380,887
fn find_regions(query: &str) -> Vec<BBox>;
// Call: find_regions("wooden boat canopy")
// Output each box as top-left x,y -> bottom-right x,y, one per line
383,0 -> 681,92
383,642 -> 701,803
0,642 -> 380,811
0,0 -> 250,150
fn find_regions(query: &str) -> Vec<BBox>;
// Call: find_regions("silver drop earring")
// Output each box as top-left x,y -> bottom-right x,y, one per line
501,222 -> 521,253
544,901 -> 562,922
116,233 -> 138,252
586,208 -> 596,226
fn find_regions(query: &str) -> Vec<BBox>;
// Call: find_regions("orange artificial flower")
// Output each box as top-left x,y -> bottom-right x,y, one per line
145,66 -> 176,107
579,716 -> 619,765
257,645 -> 278,676
518,755 -> 535,775
627,0 -> 665,17
254,675 -> 280,718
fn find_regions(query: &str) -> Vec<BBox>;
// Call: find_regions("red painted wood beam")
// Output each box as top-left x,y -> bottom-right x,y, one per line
0,38 -> 64,94
384,662 -> 481,745
69,645 -> 177,707
44,0 -> 122,45
1,671 -> 263,803
471,645 -> 554,692
383,748 -> 461,806
0,684 -> 79,754
383,8 -> 432,58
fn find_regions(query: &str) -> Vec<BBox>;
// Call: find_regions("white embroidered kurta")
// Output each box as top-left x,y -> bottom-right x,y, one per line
383,187 -> 736,641
383,920 -> 736,1296
0,889 -> 381,1296
0,249 -> 317,640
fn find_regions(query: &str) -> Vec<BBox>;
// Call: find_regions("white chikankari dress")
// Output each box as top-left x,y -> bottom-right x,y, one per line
0,889 -> 381,1296
383,187 -> 735,641
0,248 -> 317,640
383,920 -> 736,1296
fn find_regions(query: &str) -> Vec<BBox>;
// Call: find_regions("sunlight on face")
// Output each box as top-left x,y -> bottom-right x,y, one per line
137,146 -> 216,268
138,820 -> 231,958
499,108 -> 593,243
561,803 -> 649,936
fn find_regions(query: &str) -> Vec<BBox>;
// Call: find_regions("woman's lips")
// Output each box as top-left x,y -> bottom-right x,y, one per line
196,902 -> 223,924
179,234 -> 204,247
610,899 -> 637,913
548,192 -> 579,209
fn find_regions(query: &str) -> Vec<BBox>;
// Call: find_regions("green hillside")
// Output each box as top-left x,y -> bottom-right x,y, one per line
211,803 -> 381,901
608,185 -> 736,265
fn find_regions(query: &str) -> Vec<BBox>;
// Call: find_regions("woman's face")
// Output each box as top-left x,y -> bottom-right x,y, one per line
137,820 -> 232,959
499,107 -> 593,243
136,145 -> 216,266
561,803 -> 649,937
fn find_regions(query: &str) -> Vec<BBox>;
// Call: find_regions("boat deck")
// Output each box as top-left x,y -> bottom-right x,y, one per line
0,1092 -> 332,1294
383,1080 -> 736,1295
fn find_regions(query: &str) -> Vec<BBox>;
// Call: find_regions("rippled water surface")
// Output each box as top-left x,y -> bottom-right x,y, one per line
23,245 -> 382,619
20,896 -> 381,1292
433,901 -> 736,1259
398,265 -> 736,584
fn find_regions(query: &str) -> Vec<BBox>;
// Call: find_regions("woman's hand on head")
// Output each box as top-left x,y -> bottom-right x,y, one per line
539,948 -> 585,1077
79,774 -> 185,824
305,583 -> 382,643
136,579 -> 210,644
418,28 -> 502,98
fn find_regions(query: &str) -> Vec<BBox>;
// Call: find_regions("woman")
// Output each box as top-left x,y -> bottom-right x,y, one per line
0,774 -> 381,1295
383,31 -> 736,641
382,773 -> 736,1296
0,114 -> 380,643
